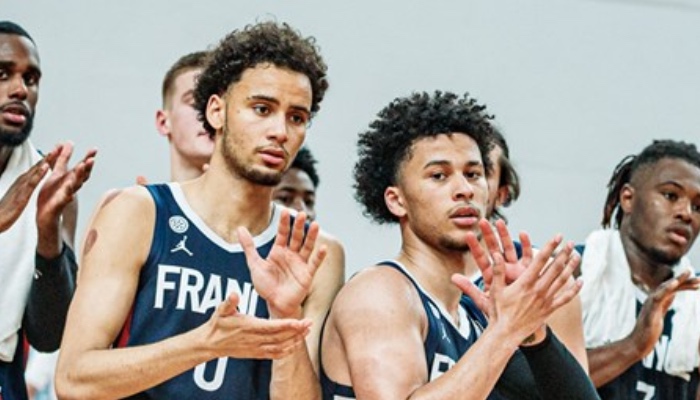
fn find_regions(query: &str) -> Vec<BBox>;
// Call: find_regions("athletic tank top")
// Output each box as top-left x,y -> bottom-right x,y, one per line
117,183 -> 282,399
320,260 -> 489,399
596,291 -> 699,399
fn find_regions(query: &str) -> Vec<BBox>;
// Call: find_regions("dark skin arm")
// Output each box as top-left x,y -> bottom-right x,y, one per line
586,271 -> 700,387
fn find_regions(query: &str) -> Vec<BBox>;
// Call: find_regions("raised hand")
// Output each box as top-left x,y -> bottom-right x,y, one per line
0,148 -> 59,232
239,209 -> 327,319
201,292 -> 312,359
630,271 -> 700,357
466,219 -> 534,291
454,219 -> 582,345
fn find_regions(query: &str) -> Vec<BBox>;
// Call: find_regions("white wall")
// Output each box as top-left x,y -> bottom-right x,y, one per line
5,0 -> 700,277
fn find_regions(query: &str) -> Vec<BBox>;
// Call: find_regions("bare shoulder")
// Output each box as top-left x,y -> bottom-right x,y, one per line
332,265 -> 421,320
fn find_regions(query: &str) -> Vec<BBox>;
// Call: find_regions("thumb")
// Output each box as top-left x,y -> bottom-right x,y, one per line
218,292 -> 241,317
136,175 -> 148,185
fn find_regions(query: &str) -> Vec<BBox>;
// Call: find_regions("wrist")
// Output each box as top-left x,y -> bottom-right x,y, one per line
268,306 -> 304,320
519,325 -> 548,348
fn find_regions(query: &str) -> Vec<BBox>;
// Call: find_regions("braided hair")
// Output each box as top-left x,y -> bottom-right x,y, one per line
602,139 -> 700,228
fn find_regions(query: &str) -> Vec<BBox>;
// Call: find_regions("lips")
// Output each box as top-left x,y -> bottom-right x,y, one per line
449,205 -> 481,227
668,225 -> 692,246
259,147 -> 287,167
0,103 -> 30,126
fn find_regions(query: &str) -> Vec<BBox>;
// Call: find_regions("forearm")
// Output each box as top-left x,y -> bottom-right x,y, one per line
520,328 -> 599,399
24,244 -> 77,351
55,327 -> 214,400
586,336 -> 643,387
410,324 -> 519,399
271,342 -> 321,400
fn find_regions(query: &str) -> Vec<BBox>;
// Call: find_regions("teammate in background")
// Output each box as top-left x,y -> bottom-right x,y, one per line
579,139 -> 700,399
320,91 -> 598,399
0,20 -> 96,399
56,21 -> 344,399
474,128 -> 588,370
155,50 -> 213,182
272,146 -> 319,220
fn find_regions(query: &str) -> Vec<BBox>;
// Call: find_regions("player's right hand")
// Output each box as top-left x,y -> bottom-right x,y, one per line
199,292 -> 312,359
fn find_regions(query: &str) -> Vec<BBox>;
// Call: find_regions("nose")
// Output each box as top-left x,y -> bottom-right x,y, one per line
266,113 -> 289,144
9,75 -> 29,100
675,197 -> 693,223
453,175 -> 475,202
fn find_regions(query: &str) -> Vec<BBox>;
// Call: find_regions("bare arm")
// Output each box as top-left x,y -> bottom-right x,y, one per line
587,272 -> 700,387
55,187 -> 310,399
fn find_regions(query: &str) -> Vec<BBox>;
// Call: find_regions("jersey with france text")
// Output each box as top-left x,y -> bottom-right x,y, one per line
320,260 -> 491,400
116,183 -> 283,399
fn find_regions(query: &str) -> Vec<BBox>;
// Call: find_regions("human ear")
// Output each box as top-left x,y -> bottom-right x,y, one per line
619,184 -> 635,214
385,186 -> 407,218
206,94 -> 225,132
155,109 -> 170,137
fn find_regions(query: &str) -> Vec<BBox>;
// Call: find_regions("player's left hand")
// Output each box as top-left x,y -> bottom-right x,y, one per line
239,209 -> 327,319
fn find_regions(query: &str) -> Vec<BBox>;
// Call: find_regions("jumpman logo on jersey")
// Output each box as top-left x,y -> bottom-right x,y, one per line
171,235 -> 193,256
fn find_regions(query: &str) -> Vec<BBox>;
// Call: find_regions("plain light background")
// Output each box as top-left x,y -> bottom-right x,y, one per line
5,0 -> 700,277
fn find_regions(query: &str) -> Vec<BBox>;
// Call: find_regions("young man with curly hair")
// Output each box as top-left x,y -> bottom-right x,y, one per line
56,21 -> 344,399
320,91 -> 598,399
579,139 -> 700,399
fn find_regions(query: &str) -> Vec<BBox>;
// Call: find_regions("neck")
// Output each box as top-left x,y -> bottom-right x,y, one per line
180,158 -> 275,244
619,229 -> 675,292
170,149 -> 207,182
396,229 -> 470,316
0,145 -> 15,176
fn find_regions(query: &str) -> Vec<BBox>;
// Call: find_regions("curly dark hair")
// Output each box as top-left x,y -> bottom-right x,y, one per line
354,91 -> 494,224
488,127 -> 521,223
291,146 -> 320,188
194,21 -> 328,135
602,139 -> 700,228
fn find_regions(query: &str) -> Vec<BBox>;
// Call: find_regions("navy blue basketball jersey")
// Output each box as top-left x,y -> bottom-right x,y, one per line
596,292 -> 699,399
320,260 -> 489,399
117,183 -> 282,399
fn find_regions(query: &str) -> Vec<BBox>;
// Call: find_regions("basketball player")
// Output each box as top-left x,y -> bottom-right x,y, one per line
0,20 -> 96,399
579,139 -> 700,399
272,146 -> 320,220
320,91 -> 598,399
56,21 -> 344,399
155,50 -> 213,182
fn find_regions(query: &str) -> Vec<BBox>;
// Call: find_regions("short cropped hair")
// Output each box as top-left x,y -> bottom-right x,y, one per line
291,146 -> 320,188
602,139 -> 700,228
354,91 -> 494,224
194,21 -> 328,135
0,21 -> 34,44
161,51 -> 210,107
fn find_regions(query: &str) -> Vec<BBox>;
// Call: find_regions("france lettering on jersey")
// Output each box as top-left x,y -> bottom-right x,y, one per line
320,260 -> 488,400
597,290 -> 699,400
115,183 -> 283,399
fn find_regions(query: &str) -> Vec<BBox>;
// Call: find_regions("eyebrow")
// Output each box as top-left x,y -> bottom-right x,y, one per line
248,94 -> 310,115
0,60 -> 41,75
423,159 -> 482,169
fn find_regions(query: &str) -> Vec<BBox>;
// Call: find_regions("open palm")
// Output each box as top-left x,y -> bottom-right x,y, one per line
239,209 -> 327,318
